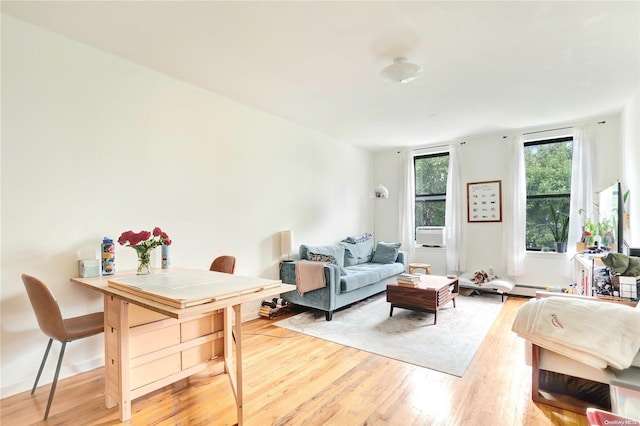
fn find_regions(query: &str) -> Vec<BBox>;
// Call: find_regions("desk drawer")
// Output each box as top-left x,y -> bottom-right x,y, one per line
182,340 -> 223,369
130,324 -> 180,358
181,312 -> 223,342
130,353 -> 181,390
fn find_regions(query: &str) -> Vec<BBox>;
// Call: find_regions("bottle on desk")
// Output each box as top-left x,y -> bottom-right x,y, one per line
101,237 -> 115,275
161,244 -> 170,269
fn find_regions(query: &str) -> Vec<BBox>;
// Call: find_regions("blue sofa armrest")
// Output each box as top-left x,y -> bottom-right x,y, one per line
396,250 -> 408,272
279,261 -> 341,294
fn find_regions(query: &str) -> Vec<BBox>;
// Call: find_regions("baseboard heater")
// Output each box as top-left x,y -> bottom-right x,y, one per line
511,284 -> 545,298
416,226 -> 445,247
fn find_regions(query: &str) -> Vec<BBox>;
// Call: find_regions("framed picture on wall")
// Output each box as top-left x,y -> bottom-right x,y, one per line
467,180 -> 502,223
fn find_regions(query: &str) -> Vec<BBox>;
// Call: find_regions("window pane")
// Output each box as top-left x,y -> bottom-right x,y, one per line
414,153 -> 449,231
524,138 -> 573,251
526,197 -> 570,250
416,200 -> 446,227
415,154 -> 448,196
524,141 -> 573,196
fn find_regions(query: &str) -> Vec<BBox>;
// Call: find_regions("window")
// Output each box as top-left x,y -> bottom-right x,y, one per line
524,137 -> 573,251
414,152 -> 449,228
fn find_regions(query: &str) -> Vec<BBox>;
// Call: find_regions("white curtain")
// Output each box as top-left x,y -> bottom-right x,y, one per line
504,135 -> 526,276
399,149 -> 416,262
568,125 -> 595,256
445,143 -> 463,273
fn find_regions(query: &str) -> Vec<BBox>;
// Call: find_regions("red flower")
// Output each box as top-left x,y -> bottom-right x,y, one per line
118,230 -> 133,245
118,227 -> 172,249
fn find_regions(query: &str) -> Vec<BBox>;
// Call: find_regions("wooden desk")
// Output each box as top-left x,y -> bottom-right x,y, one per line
71,269 -> 295,424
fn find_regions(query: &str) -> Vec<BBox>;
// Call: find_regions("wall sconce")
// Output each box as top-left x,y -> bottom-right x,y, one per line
280,230 -> 294,261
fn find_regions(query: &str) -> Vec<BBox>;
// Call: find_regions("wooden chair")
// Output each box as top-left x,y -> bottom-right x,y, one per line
209,256 -> 236,274
22,274 -> 104,420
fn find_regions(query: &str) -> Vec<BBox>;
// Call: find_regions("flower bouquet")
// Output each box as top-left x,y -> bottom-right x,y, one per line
118,227 -> 172,275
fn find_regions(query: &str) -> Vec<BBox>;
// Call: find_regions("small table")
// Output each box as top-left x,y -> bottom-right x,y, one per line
387,275 -> 458,324
71,269 -> 294,424
408,262 -> 431,274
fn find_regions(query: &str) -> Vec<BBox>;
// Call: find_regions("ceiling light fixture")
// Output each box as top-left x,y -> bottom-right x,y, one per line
380,57 -> 422,83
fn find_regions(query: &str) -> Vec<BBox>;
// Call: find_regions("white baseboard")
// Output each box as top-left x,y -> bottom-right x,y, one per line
1,356 -> 104,399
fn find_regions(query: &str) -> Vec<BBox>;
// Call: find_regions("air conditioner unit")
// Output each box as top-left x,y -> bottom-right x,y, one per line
416,226 -> 445,247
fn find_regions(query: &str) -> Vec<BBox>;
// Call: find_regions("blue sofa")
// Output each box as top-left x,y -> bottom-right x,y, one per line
279,239 -> 407,320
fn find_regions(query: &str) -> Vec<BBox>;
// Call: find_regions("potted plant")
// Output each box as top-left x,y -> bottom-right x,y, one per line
548,205 -> 569,253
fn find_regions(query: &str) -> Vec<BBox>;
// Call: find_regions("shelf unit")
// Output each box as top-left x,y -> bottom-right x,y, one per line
573,254 -> 606,296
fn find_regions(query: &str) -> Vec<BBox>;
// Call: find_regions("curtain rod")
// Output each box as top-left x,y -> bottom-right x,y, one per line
522,126 -> 572,136
521,121 -> 606,136
411,141 -> 465,151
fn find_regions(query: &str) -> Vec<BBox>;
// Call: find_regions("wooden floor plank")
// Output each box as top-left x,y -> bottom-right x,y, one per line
0,296 -> 588,425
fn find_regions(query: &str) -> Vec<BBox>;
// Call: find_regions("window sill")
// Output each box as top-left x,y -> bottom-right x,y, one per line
414,245 -> 446,251
525,251 -> 571,259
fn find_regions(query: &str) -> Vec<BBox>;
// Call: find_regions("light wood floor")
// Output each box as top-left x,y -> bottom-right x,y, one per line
1,296 -> 588,426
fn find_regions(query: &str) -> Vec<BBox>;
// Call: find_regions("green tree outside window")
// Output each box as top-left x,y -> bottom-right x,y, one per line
415,153 -> 449,229
524,138 -> 573,250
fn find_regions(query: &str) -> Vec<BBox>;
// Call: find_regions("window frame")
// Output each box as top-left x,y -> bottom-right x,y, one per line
414,151 -> 449,230
523,136 -> 573,252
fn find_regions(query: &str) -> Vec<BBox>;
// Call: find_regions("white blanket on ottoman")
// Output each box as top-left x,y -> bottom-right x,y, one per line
512,296 -> 640,370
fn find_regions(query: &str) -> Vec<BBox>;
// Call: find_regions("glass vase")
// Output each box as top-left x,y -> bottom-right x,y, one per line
137,253 -> 152,275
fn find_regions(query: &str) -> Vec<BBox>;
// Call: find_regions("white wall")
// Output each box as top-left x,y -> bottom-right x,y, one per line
375,117 -> 625,289
622,85 -> 640,248
0,15 -> 373,397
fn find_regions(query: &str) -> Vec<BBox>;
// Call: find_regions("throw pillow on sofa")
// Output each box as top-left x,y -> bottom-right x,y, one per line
340,239 -> 374,266
308,252 -> 347,276
371,241 -> 401,264
341,232 -> 373,244
300,244 -> 346,269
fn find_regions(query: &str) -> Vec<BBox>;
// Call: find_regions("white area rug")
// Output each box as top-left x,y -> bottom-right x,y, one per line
274,292 -> 504,377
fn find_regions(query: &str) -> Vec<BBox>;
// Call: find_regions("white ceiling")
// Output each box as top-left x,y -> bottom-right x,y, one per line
3,1 -> 639,151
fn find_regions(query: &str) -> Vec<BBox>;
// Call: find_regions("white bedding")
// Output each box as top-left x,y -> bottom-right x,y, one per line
512,296 -> 640,370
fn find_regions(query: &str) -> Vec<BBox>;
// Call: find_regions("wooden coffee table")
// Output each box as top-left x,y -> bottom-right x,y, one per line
387,275 -> 459,324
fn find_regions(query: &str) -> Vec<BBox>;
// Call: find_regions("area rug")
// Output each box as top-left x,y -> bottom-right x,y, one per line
274,292 -> 504,377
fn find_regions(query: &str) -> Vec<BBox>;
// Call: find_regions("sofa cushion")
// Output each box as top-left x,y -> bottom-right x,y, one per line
340,239 -> 374,266
371,242 -> 401,264
300,244 -> 346,269
340,262 -> 404,292
308,252 -> 346,276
